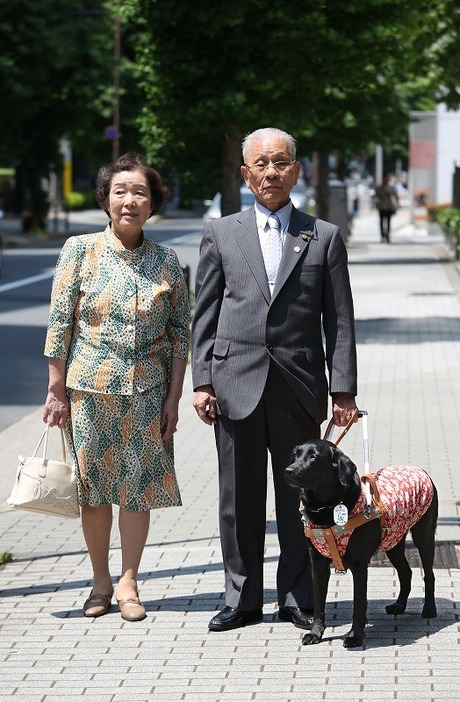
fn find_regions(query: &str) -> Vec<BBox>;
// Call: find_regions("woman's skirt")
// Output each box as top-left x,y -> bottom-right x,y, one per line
67,388 -> 182,511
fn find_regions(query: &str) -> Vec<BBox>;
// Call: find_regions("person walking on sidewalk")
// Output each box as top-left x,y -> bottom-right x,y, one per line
192,127 -> 357,632
375,174 -> 399,242
43,153 -> 190,622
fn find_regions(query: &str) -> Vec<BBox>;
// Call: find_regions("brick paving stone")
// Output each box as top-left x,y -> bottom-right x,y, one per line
0,209 -> 459,701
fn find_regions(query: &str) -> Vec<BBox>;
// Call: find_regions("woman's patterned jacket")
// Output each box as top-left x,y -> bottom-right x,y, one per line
44,226 -> 190,395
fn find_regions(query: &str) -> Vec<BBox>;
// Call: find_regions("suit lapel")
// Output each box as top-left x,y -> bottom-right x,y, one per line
231,208 -> 271,303
230,206 -> 318,304
271,208 -> 317,301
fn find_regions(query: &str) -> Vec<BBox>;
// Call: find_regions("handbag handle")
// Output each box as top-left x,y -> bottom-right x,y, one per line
33,425 -> 68,465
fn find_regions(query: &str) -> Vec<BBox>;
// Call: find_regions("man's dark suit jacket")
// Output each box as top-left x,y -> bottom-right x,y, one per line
192,205 -> 357,423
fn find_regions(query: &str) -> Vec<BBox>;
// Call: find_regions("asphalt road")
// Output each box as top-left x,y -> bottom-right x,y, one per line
0,212 -> 203,432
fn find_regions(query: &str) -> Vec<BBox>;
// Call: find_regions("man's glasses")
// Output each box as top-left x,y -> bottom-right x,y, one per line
245,160 -> 296,173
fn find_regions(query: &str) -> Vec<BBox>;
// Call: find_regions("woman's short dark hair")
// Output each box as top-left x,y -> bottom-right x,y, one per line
95,152 -> 170,218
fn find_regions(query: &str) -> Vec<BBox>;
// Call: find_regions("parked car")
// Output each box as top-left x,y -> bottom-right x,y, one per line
203,179 -> 313,221
290,180 -> 314,212
203,186 -> 254,222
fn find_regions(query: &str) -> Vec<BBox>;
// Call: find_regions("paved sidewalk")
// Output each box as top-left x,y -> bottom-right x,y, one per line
0,207 -> 459,701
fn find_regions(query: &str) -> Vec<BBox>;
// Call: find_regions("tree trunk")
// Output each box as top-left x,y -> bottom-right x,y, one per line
314,150 -> 329,221
21,163 -> 50,233
220,125 -> 243,217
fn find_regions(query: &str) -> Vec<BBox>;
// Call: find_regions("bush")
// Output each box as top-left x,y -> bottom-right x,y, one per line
436,208 -> 460,235
426,202 -> 451,222
64,191 -> 97,211
64,191 -> 86,210
434,207 -> 460,259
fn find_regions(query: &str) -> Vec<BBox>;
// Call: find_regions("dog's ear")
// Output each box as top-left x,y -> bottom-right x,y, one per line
332,447 -> 358,489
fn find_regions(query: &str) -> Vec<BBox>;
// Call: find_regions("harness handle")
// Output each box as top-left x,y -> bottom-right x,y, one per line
322,408 -> 360,446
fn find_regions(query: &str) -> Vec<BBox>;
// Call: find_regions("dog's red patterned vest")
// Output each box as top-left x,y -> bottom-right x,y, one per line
306,465 -> 434,558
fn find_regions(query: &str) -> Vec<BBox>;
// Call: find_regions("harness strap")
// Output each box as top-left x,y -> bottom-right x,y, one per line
361,473 -> 386,526
322,527 -> 347,572
304,473 -> 387,572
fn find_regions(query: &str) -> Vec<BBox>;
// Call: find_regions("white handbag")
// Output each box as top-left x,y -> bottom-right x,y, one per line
7,424 -> 80,519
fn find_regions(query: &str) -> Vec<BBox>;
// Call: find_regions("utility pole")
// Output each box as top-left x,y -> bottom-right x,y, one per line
112,4 -> 121,161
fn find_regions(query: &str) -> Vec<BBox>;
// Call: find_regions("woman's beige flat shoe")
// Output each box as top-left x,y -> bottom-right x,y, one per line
116,596 -> 146,622
83,590 -> 113,617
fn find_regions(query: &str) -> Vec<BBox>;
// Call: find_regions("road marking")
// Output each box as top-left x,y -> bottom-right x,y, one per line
0,270 -> 54,293
159,230 -> 203,245
0,229 -> 203,294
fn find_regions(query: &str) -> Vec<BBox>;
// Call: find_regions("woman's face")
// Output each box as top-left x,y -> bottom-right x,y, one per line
108,169 -> 152,239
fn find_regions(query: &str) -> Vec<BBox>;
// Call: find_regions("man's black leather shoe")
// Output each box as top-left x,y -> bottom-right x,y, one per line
208,606 -> 263,632
278,606 -> 313,630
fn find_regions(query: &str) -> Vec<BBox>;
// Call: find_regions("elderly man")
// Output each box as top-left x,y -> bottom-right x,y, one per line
192,127 -> 357,631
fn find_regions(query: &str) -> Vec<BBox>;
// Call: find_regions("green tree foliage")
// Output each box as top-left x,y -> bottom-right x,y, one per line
126,0 -> 459,216
0,0 -> 113,224
0,0 -> 146,228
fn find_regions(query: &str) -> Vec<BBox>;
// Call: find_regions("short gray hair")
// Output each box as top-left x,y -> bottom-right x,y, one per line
242,128 -> 297,163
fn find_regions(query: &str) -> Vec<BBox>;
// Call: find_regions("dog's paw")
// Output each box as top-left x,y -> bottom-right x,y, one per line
302,632 -> 322,645
385,602 -> 406,615
422,603 -> 437,619
343,628 -> 364,648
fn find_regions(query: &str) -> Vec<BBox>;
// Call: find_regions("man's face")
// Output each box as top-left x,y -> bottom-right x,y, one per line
241,135 -> 300,212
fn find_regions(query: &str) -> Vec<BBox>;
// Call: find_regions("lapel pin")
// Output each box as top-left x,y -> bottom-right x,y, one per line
294,245 -> 301,253
300,229 -> 316,241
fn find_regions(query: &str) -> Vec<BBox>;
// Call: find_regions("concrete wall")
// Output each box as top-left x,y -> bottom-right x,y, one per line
409,106 -> 460,210
436,103 -> 460,204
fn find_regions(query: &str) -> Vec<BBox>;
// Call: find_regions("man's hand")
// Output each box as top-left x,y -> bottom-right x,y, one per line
193,384 -> 217,426
331,392 -> 358,427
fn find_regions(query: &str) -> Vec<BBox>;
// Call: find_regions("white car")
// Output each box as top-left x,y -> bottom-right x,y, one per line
203,187 -> 254,221
203,180 -> 312,221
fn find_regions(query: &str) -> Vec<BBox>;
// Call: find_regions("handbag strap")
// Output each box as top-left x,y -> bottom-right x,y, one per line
33,424 -> 68,464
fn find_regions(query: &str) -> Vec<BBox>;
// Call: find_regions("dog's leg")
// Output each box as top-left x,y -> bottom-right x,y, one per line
410,492 -> 438,619
302,547 -> 330,645
342,526 -> 381,648
385,536 -> 412,614
343,561 -> 368,648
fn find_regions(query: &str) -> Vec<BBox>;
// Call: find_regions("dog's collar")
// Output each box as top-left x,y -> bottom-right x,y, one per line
307,502 -> 338,514
301,474 -> 387,572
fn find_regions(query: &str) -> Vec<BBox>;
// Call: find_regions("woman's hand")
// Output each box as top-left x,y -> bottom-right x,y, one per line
43,387 -> 69,428
160,395 -> 179,442
160,357 -> 187,442
43,358 -> 68,427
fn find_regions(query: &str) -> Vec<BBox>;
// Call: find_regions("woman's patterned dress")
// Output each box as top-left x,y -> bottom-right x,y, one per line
45,226 -> 190,511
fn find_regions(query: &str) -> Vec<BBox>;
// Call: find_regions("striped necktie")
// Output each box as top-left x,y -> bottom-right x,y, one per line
264,213 -> 282,294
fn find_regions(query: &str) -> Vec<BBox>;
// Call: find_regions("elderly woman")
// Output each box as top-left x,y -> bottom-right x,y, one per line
43,153 -> 190,621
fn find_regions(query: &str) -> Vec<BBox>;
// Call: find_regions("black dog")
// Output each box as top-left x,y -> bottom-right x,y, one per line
285,439 -> 438,648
